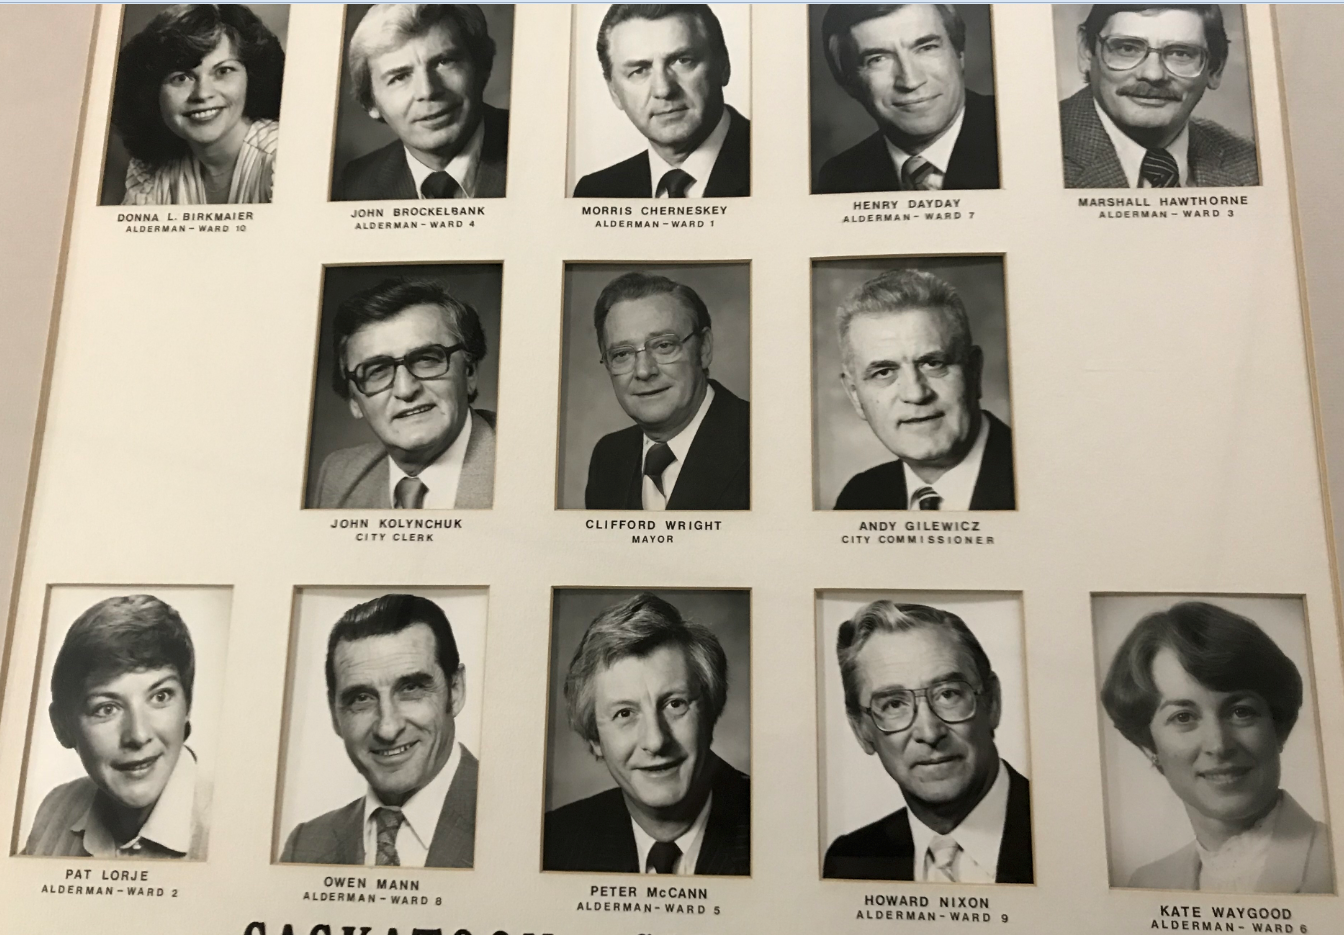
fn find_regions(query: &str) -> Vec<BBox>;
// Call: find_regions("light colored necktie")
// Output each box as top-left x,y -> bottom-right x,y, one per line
928,833 -> 961,882
911,485 -> 942,510
901,154 -> 945,191
372,807 -> 404,867
394,476 -> 428,509
647,840 -> 682,874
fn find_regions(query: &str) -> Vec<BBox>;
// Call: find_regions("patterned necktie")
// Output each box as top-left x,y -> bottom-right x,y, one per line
657,168 -> 695,198
421,170 -> 462,198
394,476 -> 428,509
927,834 -> 961,882
911,485 -> 942,510
901,154 -> 944,191
372,807 -> 404,867
647,840 -> 682,874
643,443 -> 677,494
1139,148 -> 1180,188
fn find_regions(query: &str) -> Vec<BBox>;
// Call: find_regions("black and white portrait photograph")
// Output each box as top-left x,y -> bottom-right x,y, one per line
15,586 -> 232,860
1093,595 -> 1334,893
816,591 -> 1033,883
100,4 -> 287,205
812,256 -> 1013,512
330,4 -> 513,201
557,263 -> 750,511
542,588 -> 750,875
1054,4 -> 1259,188
274,588 -> 487,867
567,4 -> 752,198
304,263 -> 501,510
810,5 -> 999,194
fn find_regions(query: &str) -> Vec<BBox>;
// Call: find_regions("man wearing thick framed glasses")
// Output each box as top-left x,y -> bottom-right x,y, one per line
1060,4 -> 1258,188
823,601 -> 1033,882
310,278 -> 496,509
584,271 -> 749,510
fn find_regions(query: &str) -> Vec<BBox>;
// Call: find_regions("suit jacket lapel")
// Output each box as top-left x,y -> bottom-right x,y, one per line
374,143 -> 418,201
856,133 -> 900,191
703,107 -> 751,197
994,764 -> 1034,883
426,749 -> 479,868
475,105 -> 510,198
344,450 -> 391,509
1186,121 -> 1231,188
1256,792 -> 1317,893
944,91 -> 1000,190
454,410 -> 496,508
333,798 -> 365,865
887,810 -> 917,880
692,757 -> 750,875
667,383 -> 748,510
968,413 -> 1016,510
1062,89 -> 1129,188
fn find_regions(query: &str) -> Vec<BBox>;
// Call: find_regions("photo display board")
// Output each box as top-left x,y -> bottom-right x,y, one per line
1,5 -> 1341,935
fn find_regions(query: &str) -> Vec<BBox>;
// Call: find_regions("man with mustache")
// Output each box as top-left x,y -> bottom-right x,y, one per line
824,601 -> 1033,882
832,269 -> 1014,512
1061,4 -> 1257,188
336,4 -> 509,201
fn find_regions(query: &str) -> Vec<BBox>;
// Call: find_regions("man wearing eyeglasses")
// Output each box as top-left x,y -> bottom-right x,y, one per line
584,271 -> 749,510
1061,4 -> 1258,188
310,278 -> 496,509
823,601 -> 1033,882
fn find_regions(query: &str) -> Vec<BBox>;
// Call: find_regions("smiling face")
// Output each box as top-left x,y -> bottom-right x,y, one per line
1081,9 -> 1222,149
330,622 -> 464,806
158,34 -> 250,153
846,5 -> 967,152
344,303 -> 476,473
1146,647 -> 1282,830
366,21 -> 484,170
841,306 -> 983,483
601,292 -> 711,443
605,13 -> 728,162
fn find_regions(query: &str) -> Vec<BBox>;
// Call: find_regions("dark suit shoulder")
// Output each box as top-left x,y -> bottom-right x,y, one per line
823,808 -> 911,879
834,460 -> 906,510
816,133 -> 894,195
543,786 -> 631,871
336,140 -> 406,202
1190,115 -> 1255,154
573,152 -> 650,198
280,797 -> 363,864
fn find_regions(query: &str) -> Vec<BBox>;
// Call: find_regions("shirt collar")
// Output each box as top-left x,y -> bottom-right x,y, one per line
1092,97 -> 1190,187
404,116 -> 486,199
647,108 -> 732,198
642,383 -> 715,461
907,759 -> 1009,882
362,740 -> 463,851
74,748 -> 198,857
902,411 -> 990,511
885,103 -> 966,175
630,791 -> 713,874
386,409 -> 473,507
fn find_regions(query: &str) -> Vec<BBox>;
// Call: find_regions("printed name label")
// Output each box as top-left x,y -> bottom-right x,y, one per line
115,210 -> 254,233
841,519 -> 995,546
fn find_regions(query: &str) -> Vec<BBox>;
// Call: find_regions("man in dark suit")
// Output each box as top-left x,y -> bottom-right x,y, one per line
815,5 -> 999,194
335,4 -> 509,201
584,271 -> 748,510
833,269 -> 1014,511
544,593 -> 750,875
573,5 -> 750,198
1061,4 -> 1258,188
823,601 -> 1033,883
281,595 -> 477,867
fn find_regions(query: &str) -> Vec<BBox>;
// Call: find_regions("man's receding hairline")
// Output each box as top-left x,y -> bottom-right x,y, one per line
601,292 -> 703,340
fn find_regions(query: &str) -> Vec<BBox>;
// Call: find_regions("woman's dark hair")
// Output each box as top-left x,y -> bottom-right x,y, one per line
1101,601 -> 1303,752
111,4 -> 286,166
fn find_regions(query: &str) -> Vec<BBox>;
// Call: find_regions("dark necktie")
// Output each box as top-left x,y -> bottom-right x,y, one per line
911,485 -> 942,510
372,807 -> 404,866
1139,148 -> 1180,188
647,840 -> 682,874
643,443 -> 677,494
900,154 -> 944,191
657,168 -> 695,198
421,170 -> 462,199
394,476 -> 428,509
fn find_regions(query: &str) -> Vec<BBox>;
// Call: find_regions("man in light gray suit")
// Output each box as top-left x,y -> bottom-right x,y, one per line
311,278 -> 496,509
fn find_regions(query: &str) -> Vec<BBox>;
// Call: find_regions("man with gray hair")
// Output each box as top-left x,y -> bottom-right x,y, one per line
336,4 -> 509,201
833,268 -> 1014,510
824,600 -> 1033,882
543,593 -> 750,875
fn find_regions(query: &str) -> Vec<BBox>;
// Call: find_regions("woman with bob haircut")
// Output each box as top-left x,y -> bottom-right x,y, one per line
1101,601 -> 1332,893
111,4 -> 285,204
24,595 -> 212,859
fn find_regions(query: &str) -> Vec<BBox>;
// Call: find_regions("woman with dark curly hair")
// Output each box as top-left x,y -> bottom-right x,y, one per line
112,5 -> 285,204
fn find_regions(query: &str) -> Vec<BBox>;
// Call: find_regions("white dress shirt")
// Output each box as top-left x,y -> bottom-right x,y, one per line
386,409 -> 473,509
1196,794 -> 1281,892
885,104 -> 966,180
647,108 -> 732,198
631,792 -> 713,875
1093,98 -> 1191,187
908,760 -> 1010,883
902,411 -> 990,511
641,384 -> 715,510
404,118 -> 485,198
361,741 -> 465,868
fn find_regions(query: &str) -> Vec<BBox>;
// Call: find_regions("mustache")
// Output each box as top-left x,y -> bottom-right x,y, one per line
1118,81 -> 1183,101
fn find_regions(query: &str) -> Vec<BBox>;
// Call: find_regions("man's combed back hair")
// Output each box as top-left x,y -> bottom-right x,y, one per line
348,4 -> 496,114
331,278 -> 487,401
564,592 -> 729,744
325,594 -> 461,704
1080,5 -> 1229,75
596,4 -> 729,81
1101,601 -> 1303,753
836,268 -> 972,362
593,271 -> 713,347
821,5 -> 966,89
836,600 -> 994,715
112,4 -> 286,166
51,595 -> 196,720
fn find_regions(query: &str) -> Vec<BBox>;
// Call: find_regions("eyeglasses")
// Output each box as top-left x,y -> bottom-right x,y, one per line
346,343 -> 465,396
1099,36 -> 1208,79
602,329 -> 703,375
860,678 -> 981,734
